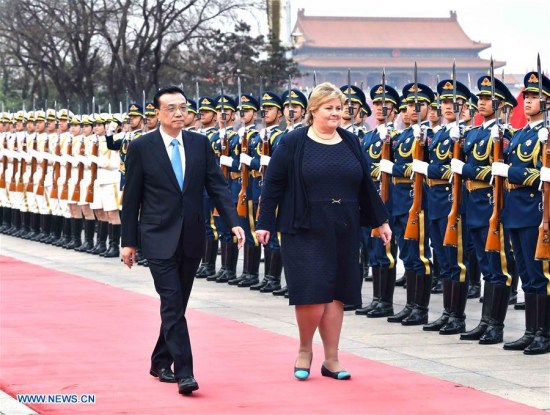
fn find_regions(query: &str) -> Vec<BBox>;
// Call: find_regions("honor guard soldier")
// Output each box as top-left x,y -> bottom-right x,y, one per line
340,84 -> 366,138
184,99 -> 198,132
398,96 -> 411,131
9,111 -> 27,237
1,113 -> 16,235
452,75 -> 515,344
209,95 -> 240,283
418,78 -> 472,334
379,81 -> 434,326
358,103 -> 372,137
195,96 -> 220,279
144,102 -> 158,132
281,88 -> 308,132
429,95 -> 442,133
502,71 -> 550,354
249,91 -> 284,291
355,83 -> 400,318
106,103 -> 144,259
228,93 -> 263,288
462,96 -> 479,128
23,111 -> 41,240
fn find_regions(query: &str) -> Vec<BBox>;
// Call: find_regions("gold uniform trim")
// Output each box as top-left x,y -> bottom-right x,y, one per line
457,215 -> 467,283
418,211 -> 431,275
498,222 -> 512,287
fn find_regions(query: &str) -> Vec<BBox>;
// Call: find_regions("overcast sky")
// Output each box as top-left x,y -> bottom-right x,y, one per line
255,0 -> 550,75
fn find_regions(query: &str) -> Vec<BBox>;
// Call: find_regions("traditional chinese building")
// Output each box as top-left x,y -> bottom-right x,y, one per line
291,9 -> 505,90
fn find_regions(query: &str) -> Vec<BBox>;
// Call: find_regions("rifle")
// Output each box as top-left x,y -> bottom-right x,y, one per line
404,62 -> 425,241
259,79 -> 269,177
25,132 -> 38,193
485,57 -> 504,252
196,81 -> 203,131
0,134 -> 7,189
236,76 -> 249,218
50,108 -> 62,200
8,135 -> 18,193
444,61 -> 464,247
16,131 -> 27,193
85,136 -> 99,203
60,136 -> 73,200
35,137 -> 49,197
535,54 -> 550,259
71,135 -> 85,202
373,69 -> 391,238
219,82 -> 230,179
346,68 -> 356,134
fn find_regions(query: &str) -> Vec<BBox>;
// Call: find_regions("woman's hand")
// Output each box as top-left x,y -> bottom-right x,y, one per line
377,222 -> 392,245
255,230 -> 271,246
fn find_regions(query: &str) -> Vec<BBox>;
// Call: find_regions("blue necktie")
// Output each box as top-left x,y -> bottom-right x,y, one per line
170,138 -> 184,190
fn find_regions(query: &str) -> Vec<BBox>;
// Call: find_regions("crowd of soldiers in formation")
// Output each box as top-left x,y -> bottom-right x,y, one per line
1,66 -> 550,356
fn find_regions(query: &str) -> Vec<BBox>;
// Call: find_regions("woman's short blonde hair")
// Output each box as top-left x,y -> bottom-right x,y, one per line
306,82 -> 345,125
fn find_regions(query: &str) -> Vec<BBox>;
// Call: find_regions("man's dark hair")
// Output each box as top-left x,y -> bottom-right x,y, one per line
153,86 -> 186,109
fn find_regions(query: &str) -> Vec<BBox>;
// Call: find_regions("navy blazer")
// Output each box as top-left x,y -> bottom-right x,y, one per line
256,126 -> 389,234
121,128 -> 238,259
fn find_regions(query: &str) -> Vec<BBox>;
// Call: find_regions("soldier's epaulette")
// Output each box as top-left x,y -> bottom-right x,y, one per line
533,123 -> 544,131
270,129 -> 283,145
522,168 -> 540,187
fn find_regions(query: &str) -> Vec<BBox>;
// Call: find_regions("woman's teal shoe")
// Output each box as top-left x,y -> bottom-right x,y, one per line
294,367 -> 310,380
321,364 -> 351,380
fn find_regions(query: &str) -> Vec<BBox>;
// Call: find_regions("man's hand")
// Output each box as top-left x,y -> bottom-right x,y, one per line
450,158 -> 465,175
379,159 -> 394,175
220,155 -> 233,167
121,246 -> 136,269
231,226 -> 246,249
491,161 -> 509,178
377,222 -> 392,245
260,155 -> 270,166
255,230 -> 270,246
239,153 -> 252,166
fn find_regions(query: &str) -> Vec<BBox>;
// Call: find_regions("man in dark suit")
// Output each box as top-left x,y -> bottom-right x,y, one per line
121,86 -> 245,395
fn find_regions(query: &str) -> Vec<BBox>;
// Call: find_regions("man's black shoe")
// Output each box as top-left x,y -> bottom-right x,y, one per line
150,367 -> 177,383
178,377 -> 199,395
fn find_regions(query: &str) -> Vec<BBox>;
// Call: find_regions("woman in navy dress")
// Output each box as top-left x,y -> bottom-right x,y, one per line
256,83 -> 391,381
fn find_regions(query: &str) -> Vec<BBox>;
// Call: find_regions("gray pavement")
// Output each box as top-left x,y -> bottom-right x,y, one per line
1,235 -> 549,413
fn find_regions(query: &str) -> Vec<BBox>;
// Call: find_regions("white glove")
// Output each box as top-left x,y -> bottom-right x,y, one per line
13,151 -> 22,160
412,124 -> 421,138
44,177 -> 53,187
412,159 -> 429,176
23,172 -> 31,183
490,125 -> 501,138
450,158 -> 465,175
36,154 -> 44,163
541,166 -> 550,182
449,125 -> 462,140
377,125 -> 388,139
379,159 -> 394,174
218,128 -> 226,138
260,155 -> 271,166
239,153 -> 252,166
238,127 -> 246,139
106,121 -> 118,136
83,158 -> 92,168
491,161 -> 509,178
259,128 -> 267,140
538,128 -> 549,144
219,155 -> 233,167
23,152 -> 31,163
57,177 -> 64,187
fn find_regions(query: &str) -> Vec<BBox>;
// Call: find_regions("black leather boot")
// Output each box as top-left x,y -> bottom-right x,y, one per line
76,219 -> 95,252
467,250 -> 481,299
504,293 -> 537,350
208,241 -> 227,281
15,211 -> 30,237
65,218 -> 82,249
216,242 -> 238,283
402,273 -> 432,326
514,302 -> 526,310
196,239 -> 218,278
228,243 -> 251,285
367,266 -> 396,318
424,278 -> 452,331
195,241 -> 209,277
45,216 -> 63,244
54,218 -> 71,247
30,213 -> 43,241
239,246 -> 261,287
89,221 -> 108,254
37,214 -> 52,242
1,207 -> 12,233
356,266 -> 381,315
103,224 -> 120,258
479,283 -> 510,344
5,208 -> 21,236
260,250 -> 283,293
251,247 -> 271,290
388,271 -> 416,323
461,282 -> 493,340
523,294 -> 550,355
440,280 -> 468,335
24,213 -> 40,240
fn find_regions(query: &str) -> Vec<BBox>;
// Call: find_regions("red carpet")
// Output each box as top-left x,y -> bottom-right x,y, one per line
0,255 -> 544,415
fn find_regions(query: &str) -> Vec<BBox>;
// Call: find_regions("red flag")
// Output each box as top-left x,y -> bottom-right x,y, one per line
509,89 -> 527,129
